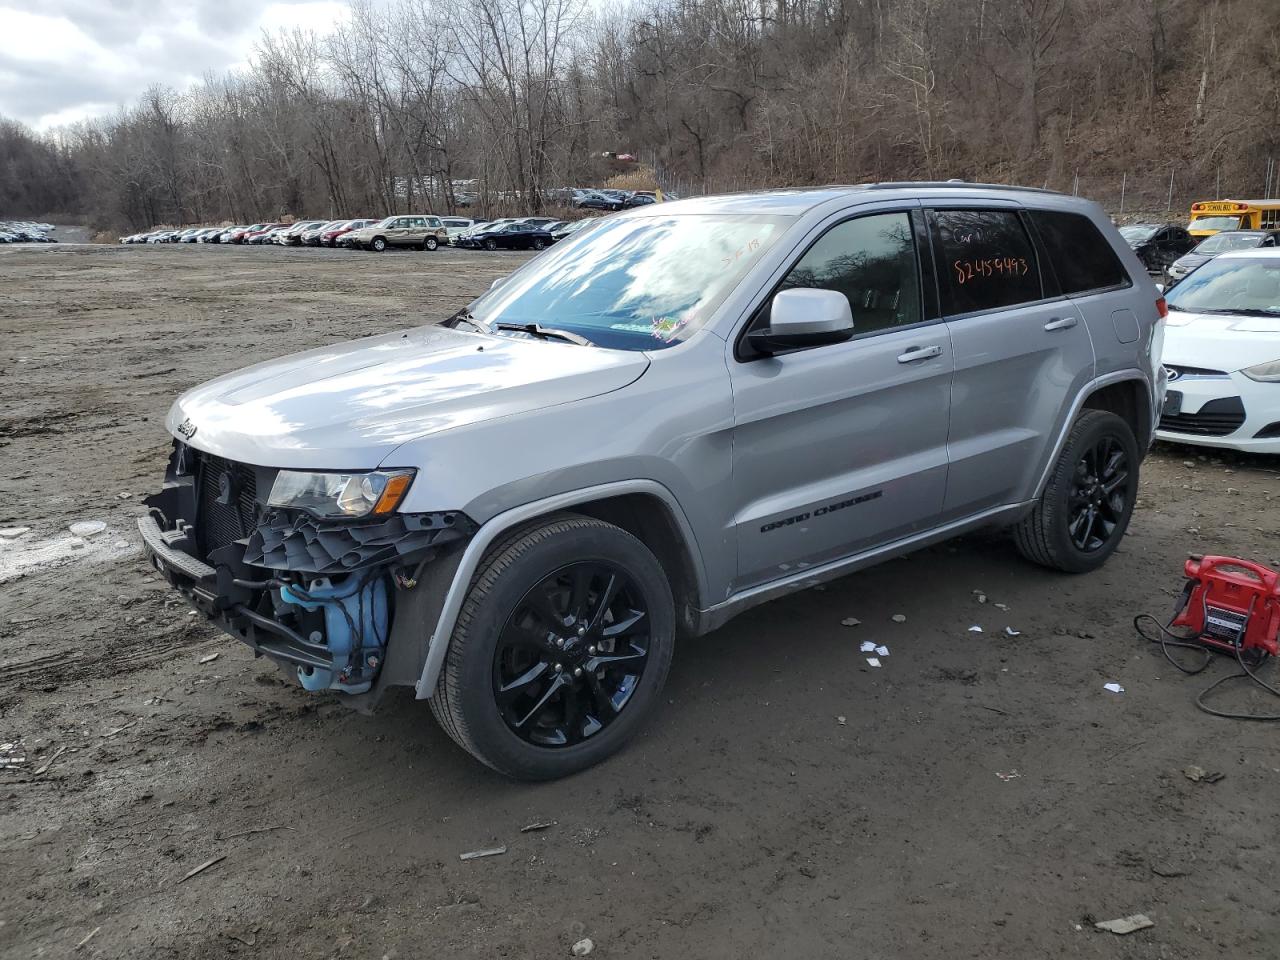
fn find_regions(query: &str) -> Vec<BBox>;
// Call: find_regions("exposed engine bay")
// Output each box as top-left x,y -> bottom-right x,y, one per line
138,441 -> 473,696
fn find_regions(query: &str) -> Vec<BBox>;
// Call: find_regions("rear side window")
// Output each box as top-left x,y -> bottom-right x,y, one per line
932,210 -> 1042,315
1029,210 -> 1131,295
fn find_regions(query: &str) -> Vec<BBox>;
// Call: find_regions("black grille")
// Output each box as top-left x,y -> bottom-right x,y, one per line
1255,421 -> 1280,439
1160,396 -> 1246,437
196,454 -> 259,556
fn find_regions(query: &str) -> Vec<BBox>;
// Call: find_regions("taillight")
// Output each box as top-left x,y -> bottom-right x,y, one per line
1155,297 -> 1169,319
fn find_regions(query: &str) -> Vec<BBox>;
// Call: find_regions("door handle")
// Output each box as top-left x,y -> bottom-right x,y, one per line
1043,316 -> 1078,331
897,345 -> 943,363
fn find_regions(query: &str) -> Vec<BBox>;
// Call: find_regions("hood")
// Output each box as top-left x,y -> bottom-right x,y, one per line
1162,310 -> 1280,372
1173,253 -> 1211,268
168,325 -> 650,469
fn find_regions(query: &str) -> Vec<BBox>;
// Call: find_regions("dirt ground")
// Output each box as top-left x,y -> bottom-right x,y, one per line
2,243 -> 1280,960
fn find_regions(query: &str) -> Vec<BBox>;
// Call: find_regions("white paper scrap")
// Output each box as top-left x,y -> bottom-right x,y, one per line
865,657 -> 881,668
968,625 -> 983,633
1103,682 -> 1124,694
875,645 -> 889,657
860,640 -> 877,653
1004,627 -> 1021,637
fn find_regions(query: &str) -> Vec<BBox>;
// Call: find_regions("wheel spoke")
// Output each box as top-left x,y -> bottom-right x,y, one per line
568,567 -> 592,621
1102,469 -> 1129,495
1069,508 -> 1090,540
560,684 -> 585,744
513,674 -> 565,729
589,643 -> 648,669
1098,495 -> 1121,523
587,574 -> 620,632
601,608 -> 645,638
1083,505 -> 1100,548
528,589 -> 567,631
1102,446 -> 1125,480
584,671 -> 619,721
497,660 -> 551,704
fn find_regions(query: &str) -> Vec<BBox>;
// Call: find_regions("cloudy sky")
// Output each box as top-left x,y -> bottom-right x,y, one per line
0,0 -> 353,130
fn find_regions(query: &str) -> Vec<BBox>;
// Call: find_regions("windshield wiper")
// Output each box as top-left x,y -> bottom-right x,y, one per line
1224,308 -> 1280,318
493,322 -> 592,346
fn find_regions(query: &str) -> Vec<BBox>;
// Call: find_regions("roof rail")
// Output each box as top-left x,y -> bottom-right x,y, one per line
866,180 -> 1061,195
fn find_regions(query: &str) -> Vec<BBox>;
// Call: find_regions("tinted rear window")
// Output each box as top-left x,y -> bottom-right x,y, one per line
1030,210 -> 1131,295
932,209 -> 1042,315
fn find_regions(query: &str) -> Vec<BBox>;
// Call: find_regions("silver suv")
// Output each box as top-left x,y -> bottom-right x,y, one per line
348,215 -> 447,251
139,183 -> 1166,779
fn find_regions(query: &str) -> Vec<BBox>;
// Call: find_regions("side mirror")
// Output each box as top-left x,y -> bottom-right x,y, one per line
747,288 -> 855,355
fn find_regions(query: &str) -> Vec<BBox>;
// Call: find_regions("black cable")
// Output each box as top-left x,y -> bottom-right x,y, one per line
1196,642 -> 1280,722
1133,613 -> 1213,674
1133,610 -> 1280,722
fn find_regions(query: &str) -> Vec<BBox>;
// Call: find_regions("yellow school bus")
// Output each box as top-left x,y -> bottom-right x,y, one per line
1188,199 -> 1280,237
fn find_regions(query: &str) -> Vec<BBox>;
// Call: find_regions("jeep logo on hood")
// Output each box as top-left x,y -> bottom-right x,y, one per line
177,417 -> 198,439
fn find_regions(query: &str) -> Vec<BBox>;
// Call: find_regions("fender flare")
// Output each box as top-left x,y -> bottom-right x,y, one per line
1032,368 -> 1156,500
414,479 -> 707,698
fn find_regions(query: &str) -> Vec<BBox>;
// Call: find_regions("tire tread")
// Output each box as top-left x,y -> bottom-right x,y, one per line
1013,409 -> 1136,572
429,515 -> 659,776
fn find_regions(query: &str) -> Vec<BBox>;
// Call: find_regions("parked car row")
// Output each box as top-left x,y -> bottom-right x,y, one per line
1119,220 -> 1280,283
571,188 -> 663,211
0,220 -> 57,243
118,214 -> 602,252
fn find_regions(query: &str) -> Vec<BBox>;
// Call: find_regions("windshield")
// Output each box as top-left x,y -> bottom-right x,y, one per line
1166,258 -> 1280,316
1194,232 -> 1263,254
1189,215 -> 1243,232
467,213 -> 792,350
1119,225 -> 1158,243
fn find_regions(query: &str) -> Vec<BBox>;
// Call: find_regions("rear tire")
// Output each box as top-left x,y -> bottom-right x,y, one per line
430,515 -> 675,780
1013,410 -> 1139,573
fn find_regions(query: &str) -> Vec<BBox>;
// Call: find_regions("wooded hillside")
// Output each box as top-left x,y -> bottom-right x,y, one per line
2,0 -> 1277,229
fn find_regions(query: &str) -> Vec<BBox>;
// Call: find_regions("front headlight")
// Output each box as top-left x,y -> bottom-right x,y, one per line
268,469 -> 415,519
1241,359 -> 1280,383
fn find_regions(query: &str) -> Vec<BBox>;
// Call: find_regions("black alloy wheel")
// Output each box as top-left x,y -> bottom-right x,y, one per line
493,562 -> 650,747
484,238 -> 498,251
1012,409 -> 1139,573
1067,435 -> 1130,552
430,515 -> 675,779
532,237 -> 547,250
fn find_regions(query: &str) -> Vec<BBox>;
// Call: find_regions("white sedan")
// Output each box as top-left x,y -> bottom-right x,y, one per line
1158,249 -> 1280,453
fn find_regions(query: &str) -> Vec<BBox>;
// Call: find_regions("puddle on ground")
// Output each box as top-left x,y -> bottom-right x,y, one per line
0,527 -> 138,584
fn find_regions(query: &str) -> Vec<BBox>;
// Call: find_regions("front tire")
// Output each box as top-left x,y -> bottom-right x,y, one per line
430,515 -> 675,780
531,238 -> 547,250
371,236 -> 387,252
1013,410 -> 1139,573
483,238 -> 498,251
424,236 -> 438,251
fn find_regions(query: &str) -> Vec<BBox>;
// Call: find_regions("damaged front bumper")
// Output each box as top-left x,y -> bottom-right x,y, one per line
139,445 -> 474,702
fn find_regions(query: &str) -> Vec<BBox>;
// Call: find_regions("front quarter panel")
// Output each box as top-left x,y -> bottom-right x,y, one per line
384,334 -> 737,603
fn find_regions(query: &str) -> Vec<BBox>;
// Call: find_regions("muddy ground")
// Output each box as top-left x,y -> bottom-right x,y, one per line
2,243 -> 1279,959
